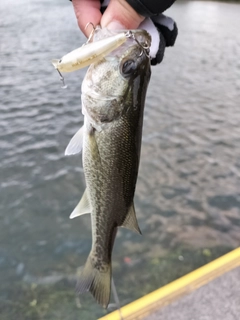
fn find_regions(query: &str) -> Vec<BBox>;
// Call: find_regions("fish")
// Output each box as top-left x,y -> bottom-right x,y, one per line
51,30 -> 128,73
66,28 -> 151,308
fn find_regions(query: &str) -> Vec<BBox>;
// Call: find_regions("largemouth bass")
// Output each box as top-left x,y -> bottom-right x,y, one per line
66,29 -> 151,308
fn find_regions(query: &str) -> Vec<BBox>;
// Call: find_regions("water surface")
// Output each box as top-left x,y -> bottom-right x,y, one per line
0,0 -> 240,319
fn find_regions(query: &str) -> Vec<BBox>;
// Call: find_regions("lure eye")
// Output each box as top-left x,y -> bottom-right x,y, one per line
121,60 -> 136,76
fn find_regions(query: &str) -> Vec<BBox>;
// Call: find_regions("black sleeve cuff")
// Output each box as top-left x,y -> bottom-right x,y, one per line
126,0 -> 176,17
70,0 -> 175,17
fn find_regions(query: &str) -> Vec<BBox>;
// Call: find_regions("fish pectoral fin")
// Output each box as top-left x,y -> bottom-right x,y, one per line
69,189 -> 92,219
65,125 -> 84,156
121,203 -> 142,235
51,59 -> 59,69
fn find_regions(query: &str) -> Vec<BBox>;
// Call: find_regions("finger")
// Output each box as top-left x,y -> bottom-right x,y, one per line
72,0 -> 102,37
101,0 -> 144,30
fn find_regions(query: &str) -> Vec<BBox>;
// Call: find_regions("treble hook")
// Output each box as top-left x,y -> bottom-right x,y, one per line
125,30 -> 150,58
57,69 -> 67,89
84,22 -> 96,45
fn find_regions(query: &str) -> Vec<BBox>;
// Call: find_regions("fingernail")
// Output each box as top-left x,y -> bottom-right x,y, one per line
106,20 -> 126,30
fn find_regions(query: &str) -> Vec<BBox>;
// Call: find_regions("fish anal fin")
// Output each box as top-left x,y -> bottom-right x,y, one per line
69,189 -> 91,219
121,203 -> 142,235
76,255 -> 111,309
65,125 -> 84,156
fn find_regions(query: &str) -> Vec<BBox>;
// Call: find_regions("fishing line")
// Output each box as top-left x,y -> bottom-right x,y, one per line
111,277 -> 123,320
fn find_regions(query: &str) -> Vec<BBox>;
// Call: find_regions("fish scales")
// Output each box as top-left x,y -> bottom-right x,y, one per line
66,29 -> 151,308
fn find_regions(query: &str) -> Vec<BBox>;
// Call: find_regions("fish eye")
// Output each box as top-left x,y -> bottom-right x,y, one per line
121,60 -> 136,76
59,59 -> 62,63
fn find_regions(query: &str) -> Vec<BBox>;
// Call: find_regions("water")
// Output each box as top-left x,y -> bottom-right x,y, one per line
0,0 -> 240,319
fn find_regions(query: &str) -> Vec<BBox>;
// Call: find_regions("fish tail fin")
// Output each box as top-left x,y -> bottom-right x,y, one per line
76,254 -> 111,308
51,59 -> 59,69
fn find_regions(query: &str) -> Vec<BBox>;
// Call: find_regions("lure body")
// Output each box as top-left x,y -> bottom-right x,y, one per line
52,32 -> 127,73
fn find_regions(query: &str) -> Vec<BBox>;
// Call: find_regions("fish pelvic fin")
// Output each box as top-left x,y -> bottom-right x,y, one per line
121,203 -> 142,235
69,189 -> 91,219
76,255 -> 111,309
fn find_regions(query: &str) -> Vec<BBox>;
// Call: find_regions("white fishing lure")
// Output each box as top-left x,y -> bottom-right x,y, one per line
51,31 -> 128,73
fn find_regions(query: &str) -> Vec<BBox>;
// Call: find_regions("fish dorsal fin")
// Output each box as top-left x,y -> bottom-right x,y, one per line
121,203 -> 142,235
65,126 -> 84,156
69,189 -> 92,219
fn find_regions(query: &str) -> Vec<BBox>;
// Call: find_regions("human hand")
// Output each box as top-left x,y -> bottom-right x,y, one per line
71,0 -> 178,65
72,0 -> 144,38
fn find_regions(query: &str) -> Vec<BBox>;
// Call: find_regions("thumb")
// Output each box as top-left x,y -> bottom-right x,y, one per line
101,0 -> 144,30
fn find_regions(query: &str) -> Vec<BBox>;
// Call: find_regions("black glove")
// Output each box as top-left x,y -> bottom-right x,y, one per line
151,14 -> 178,65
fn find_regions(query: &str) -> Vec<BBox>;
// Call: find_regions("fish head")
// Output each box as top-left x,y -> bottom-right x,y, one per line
119,30 -> 151,76
82,29 -> 151,126
83,29 -> 151,96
